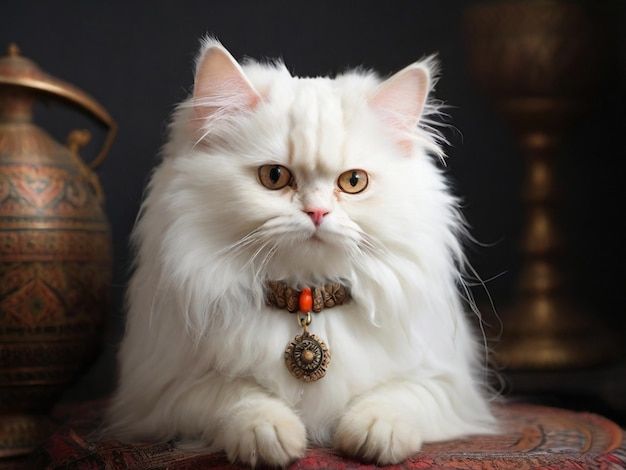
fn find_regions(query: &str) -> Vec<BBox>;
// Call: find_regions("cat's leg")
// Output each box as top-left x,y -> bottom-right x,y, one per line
335,379 -> 489,464
178,375 -> 307,468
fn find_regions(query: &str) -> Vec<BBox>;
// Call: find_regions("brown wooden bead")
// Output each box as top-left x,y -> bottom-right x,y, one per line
285,287 -> 298,313
312,287 -> 323,313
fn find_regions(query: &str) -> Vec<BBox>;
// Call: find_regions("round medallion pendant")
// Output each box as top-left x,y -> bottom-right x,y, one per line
284,331 -> 330,381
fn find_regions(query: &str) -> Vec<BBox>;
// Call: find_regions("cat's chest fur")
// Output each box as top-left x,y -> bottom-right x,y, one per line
220,297 -> 420,435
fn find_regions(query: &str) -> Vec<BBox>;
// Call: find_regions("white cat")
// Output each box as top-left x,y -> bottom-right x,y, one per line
104,38 -> 496,467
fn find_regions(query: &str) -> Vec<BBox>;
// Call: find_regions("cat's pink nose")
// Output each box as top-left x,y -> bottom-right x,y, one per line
305,207 -> 329,227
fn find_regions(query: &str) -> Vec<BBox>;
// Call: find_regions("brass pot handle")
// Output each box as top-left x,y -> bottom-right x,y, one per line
0,44 -> 118,169
24,77 -> 118,170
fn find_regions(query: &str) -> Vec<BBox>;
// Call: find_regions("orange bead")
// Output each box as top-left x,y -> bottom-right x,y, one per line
299,287 -> 313,313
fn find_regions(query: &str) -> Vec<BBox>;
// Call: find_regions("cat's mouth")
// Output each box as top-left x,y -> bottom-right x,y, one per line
308,230 -> 331,245
304,225 -> 347,247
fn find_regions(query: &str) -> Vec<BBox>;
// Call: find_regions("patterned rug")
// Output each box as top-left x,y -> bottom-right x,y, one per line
29,401 -> 626,469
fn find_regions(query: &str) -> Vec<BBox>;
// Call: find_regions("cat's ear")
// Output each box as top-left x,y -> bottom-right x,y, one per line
192,39 -> 261,122
369,58 -> 434,148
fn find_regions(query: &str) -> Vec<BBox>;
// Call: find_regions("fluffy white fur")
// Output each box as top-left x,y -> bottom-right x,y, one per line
105,38 -> 496,467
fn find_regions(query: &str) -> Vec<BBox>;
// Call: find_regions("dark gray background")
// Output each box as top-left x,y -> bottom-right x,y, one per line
2,1 -> 625,400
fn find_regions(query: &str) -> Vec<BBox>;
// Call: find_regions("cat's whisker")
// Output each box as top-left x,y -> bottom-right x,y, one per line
344,243 -> 377,276
356,230 -> 385,256
229,225 -> 283,271
242,238 -> 273,271
216,229 -> 263,256
252,242 -> 279,284
213,230 -> 271,270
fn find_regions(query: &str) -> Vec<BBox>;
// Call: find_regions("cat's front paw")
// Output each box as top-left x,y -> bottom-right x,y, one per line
221,398 -> 306,468
335,397 -> 422,464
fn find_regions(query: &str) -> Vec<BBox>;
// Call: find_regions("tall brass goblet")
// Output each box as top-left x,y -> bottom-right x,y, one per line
464,1 -> 616,369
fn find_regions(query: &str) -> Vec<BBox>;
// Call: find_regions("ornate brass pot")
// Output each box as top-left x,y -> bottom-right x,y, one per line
0,44 -> 116,457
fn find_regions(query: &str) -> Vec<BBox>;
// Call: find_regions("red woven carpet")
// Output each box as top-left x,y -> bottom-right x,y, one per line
32,401 -> 626,469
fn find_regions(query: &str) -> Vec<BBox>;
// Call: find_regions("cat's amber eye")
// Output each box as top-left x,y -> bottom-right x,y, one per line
337,169 -> 368,194
258,165 -> 293,190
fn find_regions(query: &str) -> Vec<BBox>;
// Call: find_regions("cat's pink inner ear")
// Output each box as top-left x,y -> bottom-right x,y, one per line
369,63 -> 430,139
192,44 -> 260,119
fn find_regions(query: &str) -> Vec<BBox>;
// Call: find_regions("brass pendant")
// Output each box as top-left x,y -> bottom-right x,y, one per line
284,330 -> 330,382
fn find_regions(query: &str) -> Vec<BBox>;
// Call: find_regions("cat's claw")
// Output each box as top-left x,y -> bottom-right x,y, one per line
335,399 -> 422,465
221,398 -> 306,468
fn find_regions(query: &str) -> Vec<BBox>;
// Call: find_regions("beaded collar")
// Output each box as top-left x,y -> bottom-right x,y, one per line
265,281 -> 350,313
